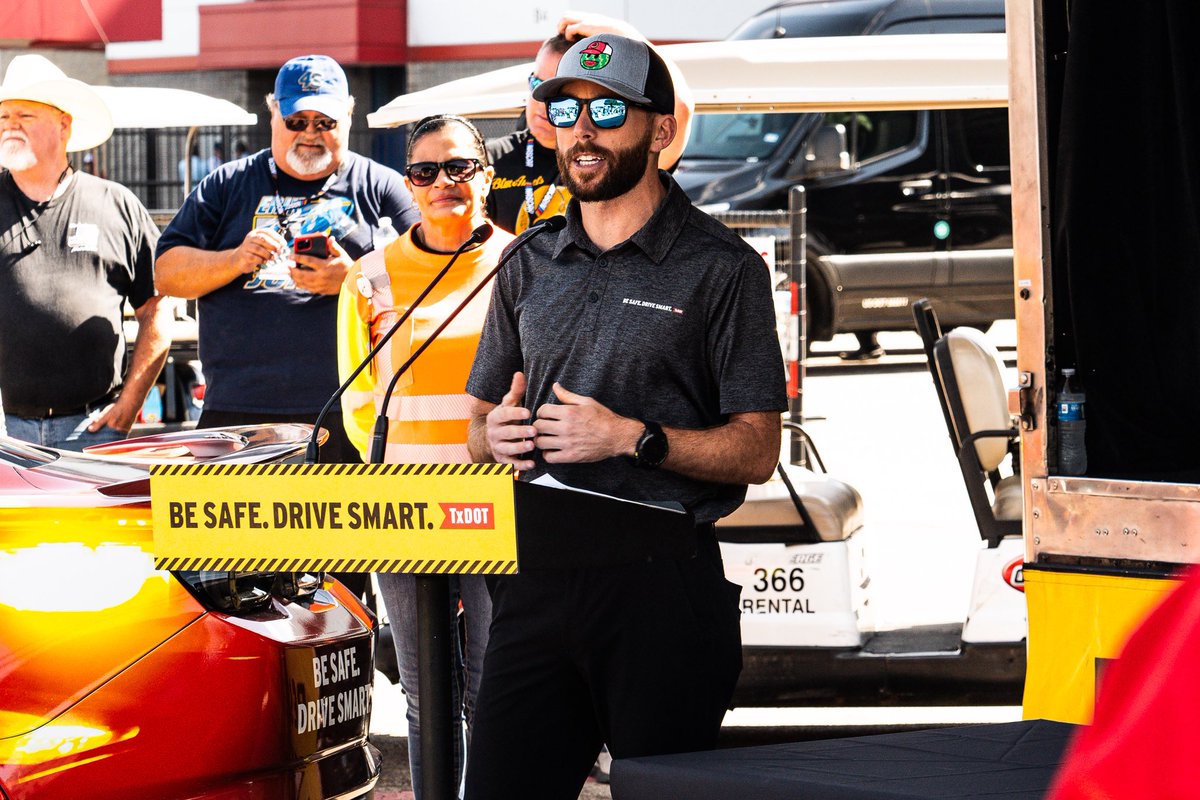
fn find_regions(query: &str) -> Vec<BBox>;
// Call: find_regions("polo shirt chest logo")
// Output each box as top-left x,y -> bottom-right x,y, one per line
622,296 -> 684,315
66,222 -> 99,253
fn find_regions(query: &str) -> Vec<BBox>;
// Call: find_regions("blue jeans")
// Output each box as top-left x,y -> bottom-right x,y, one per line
6,413 -> 128,451
378,572 -> 492,799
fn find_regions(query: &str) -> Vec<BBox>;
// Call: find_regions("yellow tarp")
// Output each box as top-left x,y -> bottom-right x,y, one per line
1024,566 -> 1179,723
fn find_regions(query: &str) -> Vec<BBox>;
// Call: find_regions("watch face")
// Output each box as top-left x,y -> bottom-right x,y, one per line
637,425 -> 668,468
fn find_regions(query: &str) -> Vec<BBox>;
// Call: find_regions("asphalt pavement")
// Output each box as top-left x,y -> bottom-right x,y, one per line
371,735 -> 613,799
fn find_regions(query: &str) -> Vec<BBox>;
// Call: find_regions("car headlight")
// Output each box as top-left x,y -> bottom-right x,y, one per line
0,543 -> 161,612
175,570 -> 322,614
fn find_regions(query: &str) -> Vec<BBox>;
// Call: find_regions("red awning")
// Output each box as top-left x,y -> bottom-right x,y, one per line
0,0 -> 161,45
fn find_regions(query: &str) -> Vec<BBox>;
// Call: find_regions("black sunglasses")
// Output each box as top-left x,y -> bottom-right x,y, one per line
528,73 -> 544,93
405,158 -> 484,187
545,96 -> 644,129
283,116 -> 338,133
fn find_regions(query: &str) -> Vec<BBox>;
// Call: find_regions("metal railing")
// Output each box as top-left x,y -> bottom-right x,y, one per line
706,187 -> 808,465
80,127 -> 422,212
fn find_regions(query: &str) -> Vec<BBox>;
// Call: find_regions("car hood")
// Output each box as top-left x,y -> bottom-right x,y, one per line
0,507 -> 205,740
674,158 -> 771,207
0,425 -> 318,740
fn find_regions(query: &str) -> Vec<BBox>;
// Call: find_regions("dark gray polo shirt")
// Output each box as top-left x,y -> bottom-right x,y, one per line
467,173 -> 786,523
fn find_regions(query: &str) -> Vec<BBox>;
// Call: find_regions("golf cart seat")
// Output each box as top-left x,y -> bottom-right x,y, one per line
717,426 -> 864,544
913,299 -> 1022,547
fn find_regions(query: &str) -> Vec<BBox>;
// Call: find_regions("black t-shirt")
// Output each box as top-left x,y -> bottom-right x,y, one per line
0,171 -> 159,412
467,173 -> 788,523
485,130 -> 572,235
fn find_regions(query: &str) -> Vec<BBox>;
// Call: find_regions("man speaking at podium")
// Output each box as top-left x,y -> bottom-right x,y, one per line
464,34 -> 787,799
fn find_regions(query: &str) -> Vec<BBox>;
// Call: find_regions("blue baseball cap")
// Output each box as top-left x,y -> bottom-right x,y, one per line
274,55 -> 350,119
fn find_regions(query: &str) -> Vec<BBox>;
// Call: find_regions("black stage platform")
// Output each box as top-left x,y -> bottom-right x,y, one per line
612,719 -> 1076,799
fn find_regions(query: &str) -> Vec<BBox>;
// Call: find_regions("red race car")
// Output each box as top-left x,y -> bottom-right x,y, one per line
0,426 -> 379,799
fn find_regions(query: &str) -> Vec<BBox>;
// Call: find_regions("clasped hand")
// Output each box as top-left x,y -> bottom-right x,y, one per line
485,372 -> 638,470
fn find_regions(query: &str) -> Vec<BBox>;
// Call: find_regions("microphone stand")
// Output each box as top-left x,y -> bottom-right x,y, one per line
302,222 -> 490,798
304,223 -> 492,464
363,214 -> 566,800
367,214 -> 567,461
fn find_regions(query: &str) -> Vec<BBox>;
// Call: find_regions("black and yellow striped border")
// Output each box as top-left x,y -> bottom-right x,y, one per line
154,556 -> 519,574
150,462 -> 514,477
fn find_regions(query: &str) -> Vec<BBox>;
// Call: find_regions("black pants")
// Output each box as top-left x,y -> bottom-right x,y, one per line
197,408 -> 366,598
463,533 -> 743,800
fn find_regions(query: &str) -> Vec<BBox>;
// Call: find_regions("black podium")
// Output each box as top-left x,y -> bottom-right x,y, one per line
148,460 -> 697,800
413,479 -> 697,800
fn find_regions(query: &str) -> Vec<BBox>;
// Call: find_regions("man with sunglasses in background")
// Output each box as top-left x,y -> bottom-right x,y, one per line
464,34 -> 786,799
484,13 -> 693,235
156,54 -> 419,463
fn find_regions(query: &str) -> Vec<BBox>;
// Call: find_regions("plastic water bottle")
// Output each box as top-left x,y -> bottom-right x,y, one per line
139,385 -> 164,425
1057,368 -> 1087,475
372,216 -> 399,253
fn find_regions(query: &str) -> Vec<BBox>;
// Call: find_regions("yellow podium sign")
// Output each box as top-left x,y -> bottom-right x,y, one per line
150,463 -> 517,574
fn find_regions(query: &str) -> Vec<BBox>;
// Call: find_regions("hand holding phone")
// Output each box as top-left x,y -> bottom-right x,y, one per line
293,233 -> 331,260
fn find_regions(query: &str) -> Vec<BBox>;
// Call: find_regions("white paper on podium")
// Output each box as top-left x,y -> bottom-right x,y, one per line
528,474 -> 686,514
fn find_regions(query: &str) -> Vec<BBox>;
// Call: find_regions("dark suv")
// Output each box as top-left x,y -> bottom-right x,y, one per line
675,0 -> 1012,344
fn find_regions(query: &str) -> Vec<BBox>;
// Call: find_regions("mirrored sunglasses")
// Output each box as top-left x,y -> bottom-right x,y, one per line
404,158 -> 484,187
545,96 -> 640,129
283,116 -> 338,133
528,73 -> 545,93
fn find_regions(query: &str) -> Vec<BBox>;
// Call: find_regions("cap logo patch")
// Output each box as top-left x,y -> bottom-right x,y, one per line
580,41 -> 613,71
297,70 -> 324,93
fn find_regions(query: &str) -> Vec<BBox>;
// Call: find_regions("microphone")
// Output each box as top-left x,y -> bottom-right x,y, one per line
305,222 -> 494,463
367,214 -> 568,464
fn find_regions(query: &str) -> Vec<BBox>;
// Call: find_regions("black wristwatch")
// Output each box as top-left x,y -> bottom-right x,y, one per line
633,420 -> 669,469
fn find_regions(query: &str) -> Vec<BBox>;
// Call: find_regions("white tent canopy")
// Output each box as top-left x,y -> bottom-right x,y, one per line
368,33 -> 1008,128
89,87 -> 257,193
94,86 -> 257,129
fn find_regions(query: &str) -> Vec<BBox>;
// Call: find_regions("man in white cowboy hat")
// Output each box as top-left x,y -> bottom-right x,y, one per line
155,54 -> 418,464
0,54 -> 171,451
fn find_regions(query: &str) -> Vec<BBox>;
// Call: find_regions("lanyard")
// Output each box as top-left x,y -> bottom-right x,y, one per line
267,157 -> 340,240
523,134 -> 557,218
2,166 -> 72,254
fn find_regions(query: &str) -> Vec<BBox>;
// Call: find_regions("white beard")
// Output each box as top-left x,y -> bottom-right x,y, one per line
286,143 -> 333,176
0,140 -> 37,172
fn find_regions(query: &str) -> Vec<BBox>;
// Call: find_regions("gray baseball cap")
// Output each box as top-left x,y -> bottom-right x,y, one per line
532,34 -> 674,115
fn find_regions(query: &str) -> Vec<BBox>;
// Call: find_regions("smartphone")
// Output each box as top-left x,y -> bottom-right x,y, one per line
293,233 -> 331,260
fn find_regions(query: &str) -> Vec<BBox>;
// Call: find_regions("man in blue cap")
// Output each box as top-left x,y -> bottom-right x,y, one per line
156,54 -> 419,462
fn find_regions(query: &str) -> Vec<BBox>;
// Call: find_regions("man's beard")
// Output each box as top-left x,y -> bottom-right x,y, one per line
557,125 -> 654,202
286,141 -> 334,176
0,139 -> 37,172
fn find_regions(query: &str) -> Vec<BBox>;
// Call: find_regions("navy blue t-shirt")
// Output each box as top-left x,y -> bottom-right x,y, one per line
158,150 -> 419,414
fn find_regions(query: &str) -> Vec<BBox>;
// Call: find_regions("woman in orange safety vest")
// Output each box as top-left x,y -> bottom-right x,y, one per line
337,114 -> 514,796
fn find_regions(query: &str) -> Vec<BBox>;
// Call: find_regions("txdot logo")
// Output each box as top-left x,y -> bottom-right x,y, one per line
440,503 -> 494,530
1002,556 -> 1024,592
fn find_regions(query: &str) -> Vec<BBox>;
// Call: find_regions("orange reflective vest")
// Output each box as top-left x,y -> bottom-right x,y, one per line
336,223 -> 516,463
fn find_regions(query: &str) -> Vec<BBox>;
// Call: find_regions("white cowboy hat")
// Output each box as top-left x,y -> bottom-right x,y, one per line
0,55 -> 113,151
